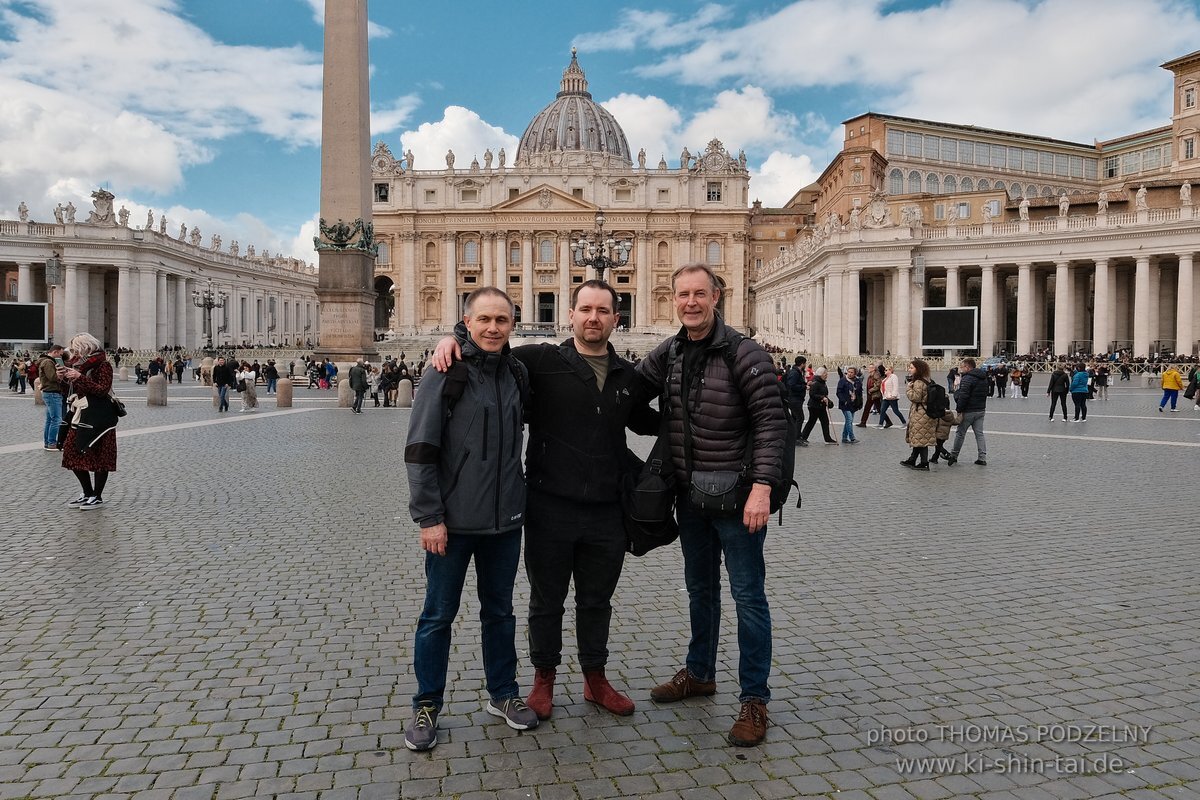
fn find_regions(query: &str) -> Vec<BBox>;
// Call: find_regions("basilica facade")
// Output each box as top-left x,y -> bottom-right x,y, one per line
752,49 -> 1200,359
368,51 -> 752,334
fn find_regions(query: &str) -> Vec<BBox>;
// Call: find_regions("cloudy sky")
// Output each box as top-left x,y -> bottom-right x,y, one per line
1,0 -> 1197,262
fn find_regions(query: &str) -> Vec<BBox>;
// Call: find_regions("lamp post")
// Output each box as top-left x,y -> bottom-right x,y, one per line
570,211 -> 631,281
44,256 -> 62,344
191,278 -> 227,353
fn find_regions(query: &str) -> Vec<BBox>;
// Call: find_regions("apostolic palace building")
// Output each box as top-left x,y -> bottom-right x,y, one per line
752,49 -> 1200,360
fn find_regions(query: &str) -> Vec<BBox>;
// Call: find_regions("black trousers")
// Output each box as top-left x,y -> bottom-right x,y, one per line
800,405 -> 834,442
787,399 -> 805,432
1049,392 -> 1068,419
524,490 -> 626,671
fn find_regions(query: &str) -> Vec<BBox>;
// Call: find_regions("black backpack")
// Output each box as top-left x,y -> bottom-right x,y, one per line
923,379 -> 950,419
667,331 -> 800,520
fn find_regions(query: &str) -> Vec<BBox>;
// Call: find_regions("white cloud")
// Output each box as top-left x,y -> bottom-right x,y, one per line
680,86 -> 797,151
600,94 -> 681,167
573,4 -> 731,52
301,0 -> 394,38
750,152 -> 821,207
371,95 -> 421,136
397,107 -> 520,170
583,0 -> 1200,141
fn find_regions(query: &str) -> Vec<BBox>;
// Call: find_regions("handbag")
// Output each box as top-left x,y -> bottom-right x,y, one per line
687,470 -> 746,514
622,400 -> 679,556
236,379 -> 246,392
109,393 -> 127,418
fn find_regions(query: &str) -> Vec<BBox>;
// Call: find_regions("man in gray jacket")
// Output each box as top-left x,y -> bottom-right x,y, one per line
402,287 -> 537,751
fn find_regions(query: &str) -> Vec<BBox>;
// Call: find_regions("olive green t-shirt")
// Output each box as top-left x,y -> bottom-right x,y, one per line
581,353 -> 608,393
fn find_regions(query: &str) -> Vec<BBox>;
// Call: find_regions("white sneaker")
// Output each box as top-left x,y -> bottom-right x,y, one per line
1170,408 -> 1179,412
78,496 -> 104,510
66,493 -> 89,507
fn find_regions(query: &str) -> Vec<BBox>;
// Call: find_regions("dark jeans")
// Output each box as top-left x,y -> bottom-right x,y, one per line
1048,392 -> 1068,419
800,404 -> 833,442
879,398 -> 906,426
787,399 -> 805,433
43,391 -> 63,447
677,499 -> 771,703
524,492 -> 626,671
266,377 -> 277,393
217,385 -> 230,411
352,390 -> 365,412
413,528 -> 522,710
1072,393 -> 1088,420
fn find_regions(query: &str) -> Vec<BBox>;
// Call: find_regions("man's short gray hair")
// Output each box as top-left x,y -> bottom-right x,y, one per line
670,262 -> 722,292
463,286 -> 515,317
814,366 -> 828,378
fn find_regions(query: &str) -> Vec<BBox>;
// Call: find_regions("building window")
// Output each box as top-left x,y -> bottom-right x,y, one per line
987,199 -> 1000,217
1186,87 -> 1196,108
657,188 -> 670,203
905,132 -> 922,157
923,135 -> 939,160
957,141 -> 973,165
614,187 -> 632,201
978,179 -> 990,191
1069,155 -> 1084,178
376,242 -> 389,264
509,242 -> 520,265
509,188 -> 520,200
461,188 -> 478,202
463,275 -> 477,284
1184,137 -> 1195,160
889,169 -> 903,195
975,143 -> 990,167
1122,152 -> 1140,174
934,204 -> 945,220
941,138 -> 957,162
509,274 -> 520,283
926,174 -> 939,194
572,188 -> 583,199
943,175 -> 957,193
572,275 -> 584,284
615,275 -> 630,284
706,241 -> 721,265
538,239 -> 553,262
1039,152 -> 1054,174
995,181 -> 1007,195
424,189 -> 436,202
1023,149 -> 1038,173
754,258 -> 763,269
886,129 -> 904,155
907,171 -> 921,193
463,240 -> 479,264
961,177 -> 974,192
957,202 -> 970,219
706,182 -> 722,201
374,183 -> 389,202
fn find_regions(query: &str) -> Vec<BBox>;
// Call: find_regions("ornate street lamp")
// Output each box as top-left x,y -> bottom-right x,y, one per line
570,210 -> 631,280
44,256 -> 62,343
191,278 -> 227,352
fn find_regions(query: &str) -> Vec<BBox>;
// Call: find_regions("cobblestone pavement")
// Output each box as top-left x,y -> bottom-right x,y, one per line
1,375 -> 1198,800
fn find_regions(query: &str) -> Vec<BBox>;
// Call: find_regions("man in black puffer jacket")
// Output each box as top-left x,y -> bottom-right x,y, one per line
947,356 -> 989,466
636,263 -> 786,748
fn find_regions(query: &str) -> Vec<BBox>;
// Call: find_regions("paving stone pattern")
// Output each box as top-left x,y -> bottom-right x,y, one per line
1,376 -> 1198,799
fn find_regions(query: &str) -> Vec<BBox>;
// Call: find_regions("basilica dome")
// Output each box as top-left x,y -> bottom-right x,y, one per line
515,49 -> 632,167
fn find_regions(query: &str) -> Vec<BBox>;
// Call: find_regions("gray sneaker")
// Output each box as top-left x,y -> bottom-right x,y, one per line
404,704 -> 438,751
486,697 -> 539,730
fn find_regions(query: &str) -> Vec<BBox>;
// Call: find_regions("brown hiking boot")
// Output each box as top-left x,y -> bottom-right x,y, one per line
728,700 -> 768,746
526,668 -> 555,720
649,667 -> 716,702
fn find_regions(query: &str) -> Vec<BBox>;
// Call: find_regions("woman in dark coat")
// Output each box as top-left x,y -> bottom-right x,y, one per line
59,333 -> 117,509
799,366 -> 837,445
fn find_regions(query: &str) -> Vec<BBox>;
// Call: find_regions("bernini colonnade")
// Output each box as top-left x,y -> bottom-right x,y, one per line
754,206 -> 1200,359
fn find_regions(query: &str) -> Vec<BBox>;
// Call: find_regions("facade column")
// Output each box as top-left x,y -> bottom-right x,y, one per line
1177,253 -> 1194,357
844,268 -> 860,356
945,265 -> 961,306
140,268 -> 157,349
521,233 -> 534,324
1092,259 -> 1110,355
824,270 -> 842,356
813,278 -> 825,355
442,233 -> 457,323
400,233 -> 417,331
980,265 -> 996,357
558,233 -> 571,326
63,263 -> 79,341
16,263 -> 32,303
157,271 -> 169,347
1052,261 -> 1072,355
174,277 -> 187,348
481,232 -> 494,288
183,279 -> 197,348
895,265 -> 912,358
1148,260 -> 1161,352
1016,262 -> 1033,355
635,233 -> 650,330
75,265 -> 90,335
117,266 -> 133,349
1134,255 -> 1151,357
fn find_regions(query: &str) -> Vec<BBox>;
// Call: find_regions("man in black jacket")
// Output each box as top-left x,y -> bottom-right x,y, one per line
432,280 -> 658,721
636,263 -> 786,748
783,356 -> 807,437
211,356 -> 236,413
946,356 -> 988,466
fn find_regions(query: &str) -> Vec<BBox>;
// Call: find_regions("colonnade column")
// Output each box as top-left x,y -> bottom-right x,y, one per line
117,266 -> 132,349
63,263 -> 78,341
156,271 -> 169,347
521,233 -> 534,325
1178,253 -> 1194,357
944,266 -> 960,359
635,234 -> 650,329
442,233 -> 457,323
184,279 -> 197,348
139,268 -> 157,349
1092,259 -> 1110,355
824,270 -> 842,356
16,263 -> 32,302
1016,262 -> 1033,355
980,265 -> 996,357
1134,255 -> 1150,357
844,268 -> 860,356
1053,261 -> 1073,355
895,265 -> 912,358
1148,261 -> 1161,353
75,266 -> 90,335
175,278 -> 187,348
813,278 -> 825,355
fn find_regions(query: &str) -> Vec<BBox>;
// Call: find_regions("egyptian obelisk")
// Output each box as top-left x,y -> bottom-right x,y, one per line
314,0 -> 378,360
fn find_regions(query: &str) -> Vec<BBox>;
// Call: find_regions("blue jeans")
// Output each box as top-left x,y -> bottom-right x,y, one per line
43,391 -> 63,447
951,410 -> 987,460
1160,389 -> 1179,409
266,377 -> 277,393
217,385 -> 229,411
879,399 -> 906,425
677,500 -> 771,703
840,409 -> 856,441
413,528 -> 522,710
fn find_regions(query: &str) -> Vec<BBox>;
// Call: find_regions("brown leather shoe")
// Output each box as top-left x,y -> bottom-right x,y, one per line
649,668 -> 716,702
728,700 -> 768,746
